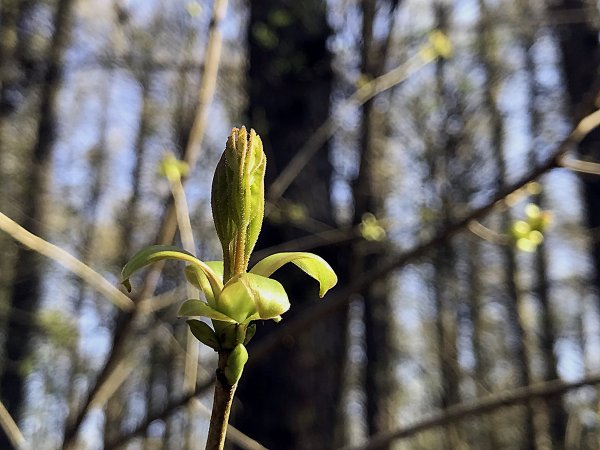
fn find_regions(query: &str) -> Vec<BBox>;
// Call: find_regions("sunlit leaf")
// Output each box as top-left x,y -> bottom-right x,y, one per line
239,273 -> 290,320
218,277 -> 259,323
120,245 -> 222,299
250,252 -> 337,297
177,299 -> 236,323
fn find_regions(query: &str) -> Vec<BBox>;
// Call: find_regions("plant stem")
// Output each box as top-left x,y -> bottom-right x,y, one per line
206,351 -> 237,450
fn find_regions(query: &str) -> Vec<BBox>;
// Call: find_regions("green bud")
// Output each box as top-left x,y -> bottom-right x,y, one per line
212,127 -> 266,282
224,343 -> 249,385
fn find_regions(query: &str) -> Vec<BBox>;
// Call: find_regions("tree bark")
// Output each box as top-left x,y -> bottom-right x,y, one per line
354,0 -> 400,444
237,1 -> 346,448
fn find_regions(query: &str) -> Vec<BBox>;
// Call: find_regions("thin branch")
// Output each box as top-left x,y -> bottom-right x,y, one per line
0,400 -> 28,450
191,399 -> 269,450
0,212 -> 133,311
560,155 -> 600,175
137,286 -> 186,314
248,117 -> 589,362
88,355 -> 138,411
105,376 -> 215,448
165,163 -> 200,394
339,374 -> 600,450
467,220 -> 510,245
206,352 -> 236,450
183,0 -> 228,169
106,107 -> 600,446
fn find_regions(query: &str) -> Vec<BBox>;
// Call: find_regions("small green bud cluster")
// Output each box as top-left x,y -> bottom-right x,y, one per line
511,203 -> 552,252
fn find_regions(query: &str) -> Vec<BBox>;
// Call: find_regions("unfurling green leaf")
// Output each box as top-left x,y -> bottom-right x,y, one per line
238,273 -> 290,320
224,343 -> 248,385
185,261 -> 223,307
187,319 -> 220,350
178,299 -> 237,323
218,277 -> 260,323
120,245 -> 222,298
212,127 -> 266,281
250,252 -> 338,297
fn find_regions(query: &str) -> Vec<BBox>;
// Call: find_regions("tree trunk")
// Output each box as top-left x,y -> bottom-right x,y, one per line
519,0 -> 568,444
236,2 -> 347,448
477,1 -> 539,447
354,0 -> 400,444
550,0 -> 600,300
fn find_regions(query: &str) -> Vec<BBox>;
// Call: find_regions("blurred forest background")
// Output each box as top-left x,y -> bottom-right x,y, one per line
2,0 -> 600,449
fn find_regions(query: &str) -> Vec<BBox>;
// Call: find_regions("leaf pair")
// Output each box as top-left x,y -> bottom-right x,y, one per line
120,246 -> 337,347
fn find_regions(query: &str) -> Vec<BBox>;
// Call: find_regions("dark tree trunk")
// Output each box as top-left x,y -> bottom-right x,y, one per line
236,1 -> 347,448
430,3 -> 463,447
551,0 -> 600,303
354,0 -> 400,444
519,0 -> 567,443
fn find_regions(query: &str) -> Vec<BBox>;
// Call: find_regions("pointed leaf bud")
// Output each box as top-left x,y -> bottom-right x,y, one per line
212,127 -> 266,281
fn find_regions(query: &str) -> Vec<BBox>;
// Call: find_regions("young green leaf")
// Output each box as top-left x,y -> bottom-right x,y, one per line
250,252 -> 337,297
187,319 -> 220,350
238,273 -> 290,320
178,299 -> 237,323
184,261 -> 224,307
120,245 -> 223,298
218,277 -> 259,323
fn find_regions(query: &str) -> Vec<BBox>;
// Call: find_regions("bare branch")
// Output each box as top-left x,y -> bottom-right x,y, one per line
467,220 -> 510,245
0,212 -> 133,312
191,399 -> 269,450
560,155 -> 600,175
165,162 -> 201,394
339,374 -> 600,450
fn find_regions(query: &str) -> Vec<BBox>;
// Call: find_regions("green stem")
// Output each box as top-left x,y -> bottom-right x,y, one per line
206,351 -> 237,450
233,226 -> 247,275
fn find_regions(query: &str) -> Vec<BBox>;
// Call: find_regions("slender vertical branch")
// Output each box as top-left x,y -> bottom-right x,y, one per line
165,165 -> 201,401
206,351 -> 236,450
